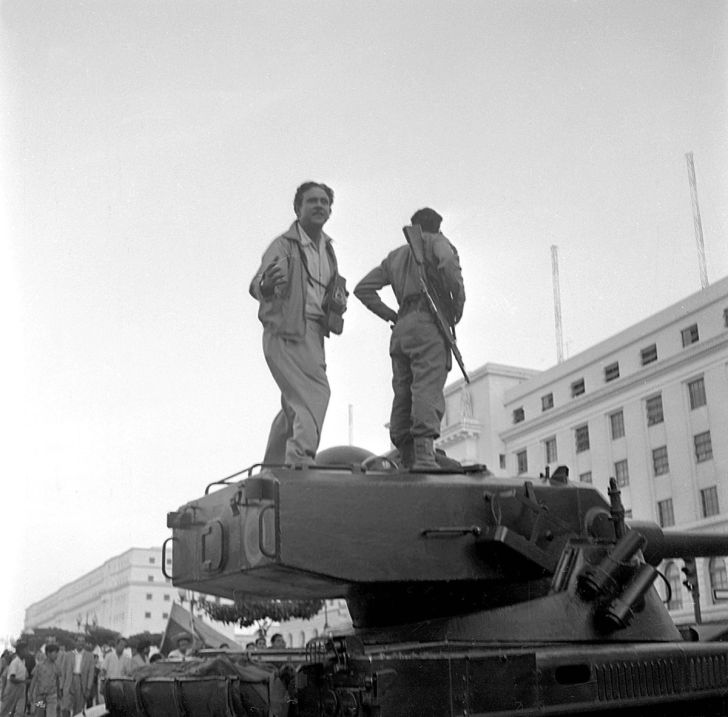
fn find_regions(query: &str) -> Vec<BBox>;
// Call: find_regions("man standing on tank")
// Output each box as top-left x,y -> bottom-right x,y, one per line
354,208 -> 464,471
250,182 -> 344,466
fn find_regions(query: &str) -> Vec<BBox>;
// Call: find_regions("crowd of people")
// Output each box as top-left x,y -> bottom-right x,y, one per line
0,630 -> 291,717
0,632 -> 184,717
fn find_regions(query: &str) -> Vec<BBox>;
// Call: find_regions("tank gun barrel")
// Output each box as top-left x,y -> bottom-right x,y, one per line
629,520 -> 728,564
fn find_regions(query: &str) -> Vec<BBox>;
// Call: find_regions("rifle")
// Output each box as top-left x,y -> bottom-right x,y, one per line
402,225 -> 470,383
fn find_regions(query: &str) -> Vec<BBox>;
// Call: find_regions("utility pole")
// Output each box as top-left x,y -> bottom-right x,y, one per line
685,152 -> 709,289
551,245 -> 565,364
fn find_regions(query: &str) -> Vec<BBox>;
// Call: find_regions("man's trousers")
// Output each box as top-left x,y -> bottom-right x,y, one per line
0,682 -> 26,717
262,320 -> 330,464
389,311 -> 448,449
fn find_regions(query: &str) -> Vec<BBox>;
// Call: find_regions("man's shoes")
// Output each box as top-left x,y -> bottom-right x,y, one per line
411,437 -> 439,472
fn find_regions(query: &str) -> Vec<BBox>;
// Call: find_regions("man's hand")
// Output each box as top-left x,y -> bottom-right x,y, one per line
259,257 -> 288,297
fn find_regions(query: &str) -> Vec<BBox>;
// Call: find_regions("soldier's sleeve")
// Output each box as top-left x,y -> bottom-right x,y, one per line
354,262 -> 398,324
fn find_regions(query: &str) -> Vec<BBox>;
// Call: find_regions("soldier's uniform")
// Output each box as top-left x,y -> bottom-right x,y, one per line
355,230 -> 464,469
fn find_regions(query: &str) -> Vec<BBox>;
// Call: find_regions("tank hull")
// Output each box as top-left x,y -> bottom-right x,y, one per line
297,639 -> 728,717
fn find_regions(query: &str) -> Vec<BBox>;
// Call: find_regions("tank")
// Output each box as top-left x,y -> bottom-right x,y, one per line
129,451 -> 728,716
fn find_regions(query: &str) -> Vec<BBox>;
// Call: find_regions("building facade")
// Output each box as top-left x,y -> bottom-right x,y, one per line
25,545 -> 350,648
438,363 -> 539,470
25,547 -> 177,636
440,276 -> 728,625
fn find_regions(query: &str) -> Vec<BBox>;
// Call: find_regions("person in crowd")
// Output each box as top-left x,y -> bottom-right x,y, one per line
100,637 -> 132,685
250,181 -> 346,466
0,641 -> 29,717
131,640 -> 150,670
269,634 -> 286,649
167,634 -> 194,661
61,634 -> 94,717
29,644 -> 61,717
87,653 -> 100,708
355,207 -> 465,471
148,654 -> 163,665
253,636 -> 267,650
0,649 -> 11,698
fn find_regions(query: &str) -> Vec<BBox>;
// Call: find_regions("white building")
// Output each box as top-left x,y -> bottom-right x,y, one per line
25,547 -> 178,636
440,275 -> 728,625
24,544 -> 350,648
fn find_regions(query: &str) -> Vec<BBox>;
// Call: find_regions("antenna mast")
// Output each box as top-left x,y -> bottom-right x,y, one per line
686,152 -> 709,289
551,245 -> 565,364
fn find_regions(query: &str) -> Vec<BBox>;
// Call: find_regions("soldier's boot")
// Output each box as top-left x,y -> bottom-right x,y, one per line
397,439 -> 414,469
411,437 -> 439,472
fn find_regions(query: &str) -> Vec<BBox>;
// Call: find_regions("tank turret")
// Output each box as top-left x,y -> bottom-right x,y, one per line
156,453 -> 728,716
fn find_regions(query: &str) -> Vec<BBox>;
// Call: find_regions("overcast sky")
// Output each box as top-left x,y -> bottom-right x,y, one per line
1,0 -> 726,643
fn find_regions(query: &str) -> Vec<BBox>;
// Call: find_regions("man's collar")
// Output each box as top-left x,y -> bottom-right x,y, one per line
282,221 -> 331,245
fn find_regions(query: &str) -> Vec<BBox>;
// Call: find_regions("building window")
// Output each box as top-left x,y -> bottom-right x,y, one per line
694,431 -> 713,462
687,377 -> 706,409
146,593 -> 153,601
144,612 -> 151,619
575,424 -> 590,453
512,407 -> 525,424
149,557 -> 156,564
162,612 -> 169,619
604,362 -> 620,382
657,498 -> 675,527
665,562 -> 683,609
544,437 -> 557,464
609,410 -> 625,440
709,558 -> 728,604
701,486 -> 719,517
499,454 -> 506,470
571,378 -> 585,398
147,575 -> 154,582
163,594 -> 170,602
516,450 -> 528,474
541,393 -> 554,411
614,459 -> 629,487
652,446 -> 669,476
645,394 -> 664,426
640,343 -> 658,365
681,323 -> 699,347
578,471 -> 592,484
688,376 -> 706,411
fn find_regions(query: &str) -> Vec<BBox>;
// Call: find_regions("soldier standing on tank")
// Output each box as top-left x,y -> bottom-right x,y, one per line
250,181 -> 346,466
354,208 -> 464,471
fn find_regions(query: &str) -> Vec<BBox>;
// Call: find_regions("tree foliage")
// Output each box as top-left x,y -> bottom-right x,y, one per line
86,625 -> 121,648
17,627 -> 79,653
199,598 -> 324,634
127,631 -> 164,650
16,625 -> 121,653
